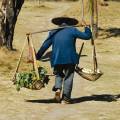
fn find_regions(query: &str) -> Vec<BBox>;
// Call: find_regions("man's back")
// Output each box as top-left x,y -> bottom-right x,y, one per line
51,27 -> 79,66
36,26 -> 92,67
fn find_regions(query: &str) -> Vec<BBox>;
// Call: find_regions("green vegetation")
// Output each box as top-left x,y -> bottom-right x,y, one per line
15,67 -> 49,91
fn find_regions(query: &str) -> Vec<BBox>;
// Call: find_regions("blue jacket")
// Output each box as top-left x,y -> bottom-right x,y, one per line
36,27 -> 92,67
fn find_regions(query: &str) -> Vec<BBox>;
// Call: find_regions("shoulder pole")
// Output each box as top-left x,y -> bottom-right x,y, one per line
26,24 -> 90,36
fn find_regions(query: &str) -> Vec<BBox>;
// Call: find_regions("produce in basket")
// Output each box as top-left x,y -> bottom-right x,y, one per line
15,67 -> 49,91
81,68 -> 101,74
75,66 -> 103,81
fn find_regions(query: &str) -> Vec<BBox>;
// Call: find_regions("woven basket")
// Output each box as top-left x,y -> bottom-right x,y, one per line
32,80 -> 44,90
32,76 -> 49,90
75,66 -> 103,81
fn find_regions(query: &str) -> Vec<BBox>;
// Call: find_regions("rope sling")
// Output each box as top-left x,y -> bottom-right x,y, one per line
12,34 -> 50,91
75,0 -> 103,81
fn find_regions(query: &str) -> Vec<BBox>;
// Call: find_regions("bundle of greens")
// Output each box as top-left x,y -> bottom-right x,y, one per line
15,67 -> 49,91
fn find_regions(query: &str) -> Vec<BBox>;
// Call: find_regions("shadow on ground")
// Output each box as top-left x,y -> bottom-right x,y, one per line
71,94 -> 120,103
106,0 -> 120,2
25,94 -> 120,104
25,98 -> 58,104
99,27 -> 120,39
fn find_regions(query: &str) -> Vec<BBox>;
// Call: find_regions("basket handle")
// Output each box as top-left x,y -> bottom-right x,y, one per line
92,37 -> 98,73
27,34 -> 40,80
76,42 -> 84,67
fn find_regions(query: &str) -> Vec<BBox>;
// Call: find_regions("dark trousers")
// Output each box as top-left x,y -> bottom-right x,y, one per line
53,64 -> 75,101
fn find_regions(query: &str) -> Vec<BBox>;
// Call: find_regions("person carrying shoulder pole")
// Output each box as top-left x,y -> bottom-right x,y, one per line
36,17 -> 92,104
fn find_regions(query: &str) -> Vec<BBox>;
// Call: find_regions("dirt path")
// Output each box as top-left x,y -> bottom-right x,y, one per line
0,1 -> 120,120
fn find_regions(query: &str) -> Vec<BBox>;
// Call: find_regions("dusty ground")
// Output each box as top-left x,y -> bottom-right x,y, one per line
0,1 -> 120,120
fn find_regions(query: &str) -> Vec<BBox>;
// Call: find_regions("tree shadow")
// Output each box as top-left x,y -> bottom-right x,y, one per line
25,94 -> 120,104
99,27 -> 120,39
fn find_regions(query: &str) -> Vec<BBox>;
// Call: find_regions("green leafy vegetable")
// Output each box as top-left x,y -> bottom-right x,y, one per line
15,67 -> 49,91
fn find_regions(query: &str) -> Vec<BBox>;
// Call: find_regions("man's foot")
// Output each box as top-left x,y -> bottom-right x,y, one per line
54,89 -> 61,103
61,99 -> 72,104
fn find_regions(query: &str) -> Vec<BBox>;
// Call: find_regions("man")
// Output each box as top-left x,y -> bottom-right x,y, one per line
36,17 -> 92,104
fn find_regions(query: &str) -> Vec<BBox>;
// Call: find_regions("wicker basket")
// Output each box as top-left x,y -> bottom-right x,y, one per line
75,66 -> 103,81
32,80 -> 44,90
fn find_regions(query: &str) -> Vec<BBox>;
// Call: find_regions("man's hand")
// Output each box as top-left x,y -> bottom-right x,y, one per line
81,20 -> 87,26
81,20 -> 90,28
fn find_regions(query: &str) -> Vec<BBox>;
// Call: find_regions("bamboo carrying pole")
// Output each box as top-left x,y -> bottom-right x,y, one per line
26,24 -> 90,36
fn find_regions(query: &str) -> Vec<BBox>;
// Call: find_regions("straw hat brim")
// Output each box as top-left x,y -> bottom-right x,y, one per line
51,17 -> 79,26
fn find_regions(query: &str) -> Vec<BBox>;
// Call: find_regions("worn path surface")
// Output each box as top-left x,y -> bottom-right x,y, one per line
0,1 -> 120,120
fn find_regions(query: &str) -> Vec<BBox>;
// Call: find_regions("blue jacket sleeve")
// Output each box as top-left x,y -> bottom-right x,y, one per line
36,33 -> 52,60
73,27 -> 92,40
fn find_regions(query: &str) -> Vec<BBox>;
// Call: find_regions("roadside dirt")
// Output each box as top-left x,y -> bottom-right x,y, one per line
0,1 -> 120,120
